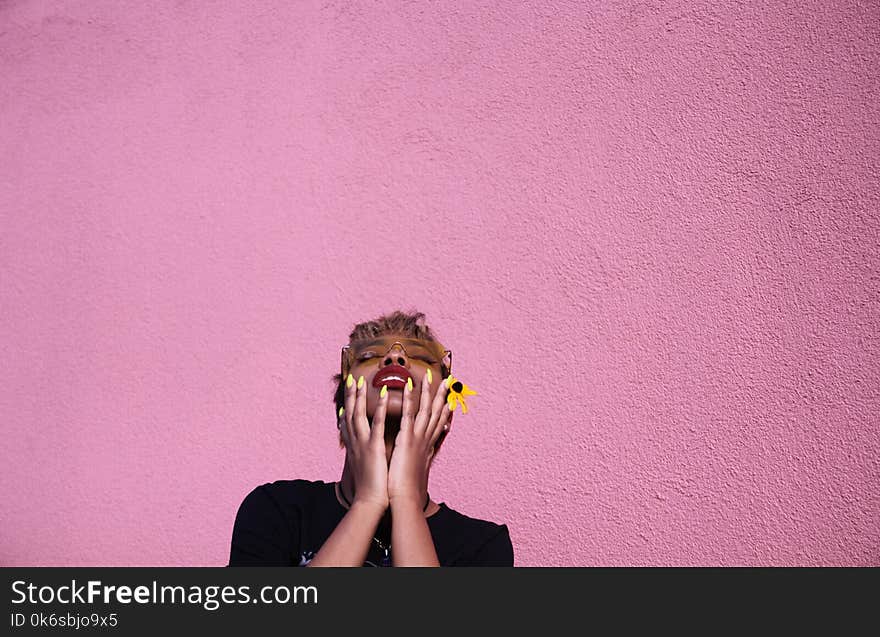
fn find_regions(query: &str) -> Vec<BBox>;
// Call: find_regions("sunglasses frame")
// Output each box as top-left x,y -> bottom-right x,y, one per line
341,341 -> 452,378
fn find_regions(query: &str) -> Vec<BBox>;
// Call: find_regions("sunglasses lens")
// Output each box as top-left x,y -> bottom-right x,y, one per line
348,340 -> 446,366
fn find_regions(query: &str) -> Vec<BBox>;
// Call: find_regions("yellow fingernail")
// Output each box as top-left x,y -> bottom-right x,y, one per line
346,373 -> 354,388
338,406 -> 344,417
357,375 -> 364,389
426,369 -> 432,385
406,377 -> 413,392
380,385 -> 387,398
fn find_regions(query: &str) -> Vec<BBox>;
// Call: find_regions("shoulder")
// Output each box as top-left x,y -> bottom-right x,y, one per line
230,479 -> 330,567
437,503 -> 505,532
433,503 -> 514,566
235,479 -> 331,522
246,478 -> 330,504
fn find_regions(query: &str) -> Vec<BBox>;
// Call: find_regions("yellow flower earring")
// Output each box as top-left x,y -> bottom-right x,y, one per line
446,374 -> 477,414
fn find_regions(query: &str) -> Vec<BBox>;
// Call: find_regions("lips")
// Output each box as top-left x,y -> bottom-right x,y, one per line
373,365 -> 411,389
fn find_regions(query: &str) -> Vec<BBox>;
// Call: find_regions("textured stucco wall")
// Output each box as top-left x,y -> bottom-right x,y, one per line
1,1 -> 878,566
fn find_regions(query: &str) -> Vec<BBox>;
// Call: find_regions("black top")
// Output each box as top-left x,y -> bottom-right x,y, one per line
228,479 -> 514,567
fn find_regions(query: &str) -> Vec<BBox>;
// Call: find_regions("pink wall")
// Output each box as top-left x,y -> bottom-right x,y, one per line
1,1 -> 877,566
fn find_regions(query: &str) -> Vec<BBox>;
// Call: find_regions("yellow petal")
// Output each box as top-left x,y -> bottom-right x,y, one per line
460,399 -> 469,414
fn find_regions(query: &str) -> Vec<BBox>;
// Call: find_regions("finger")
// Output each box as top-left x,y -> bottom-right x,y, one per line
338,406 -> 351,448
428,399 -> 453,447
434,413 -> 452,451
400,376 -> 415,433
413,370 -> 432,434
344,373 -> 356,443
425,375 -> 452,435
354,375 -> 369,440
372,385 -> 388,442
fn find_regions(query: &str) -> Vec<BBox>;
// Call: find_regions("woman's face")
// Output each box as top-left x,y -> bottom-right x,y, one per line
345,334 -> 448,424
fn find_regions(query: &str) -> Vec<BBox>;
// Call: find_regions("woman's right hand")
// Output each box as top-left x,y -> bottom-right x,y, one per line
338,374 -> 390,512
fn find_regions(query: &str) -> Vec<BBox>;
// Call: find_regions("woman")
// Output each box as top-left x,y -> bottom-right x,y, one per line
228,310 -> 514,566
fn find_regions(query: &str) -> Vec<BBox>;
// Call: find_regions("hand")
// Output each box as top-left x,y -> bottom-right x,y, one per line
387,373 -> 453,507
338,374 -> 390,511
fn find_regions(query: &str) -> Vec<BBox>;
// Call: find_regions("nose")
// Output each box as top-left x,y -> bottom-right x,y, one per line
382,342 -> 409,367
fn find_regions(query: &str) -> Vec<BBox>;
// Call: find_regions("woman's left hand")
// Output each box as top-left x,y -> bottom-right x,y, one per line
387,373 -> 453,507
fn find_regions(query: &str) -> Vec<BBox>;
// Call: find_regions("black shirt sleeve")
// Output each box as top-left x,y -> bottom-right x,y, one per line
228,485 -> 298,566
467,524 -> 514,566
